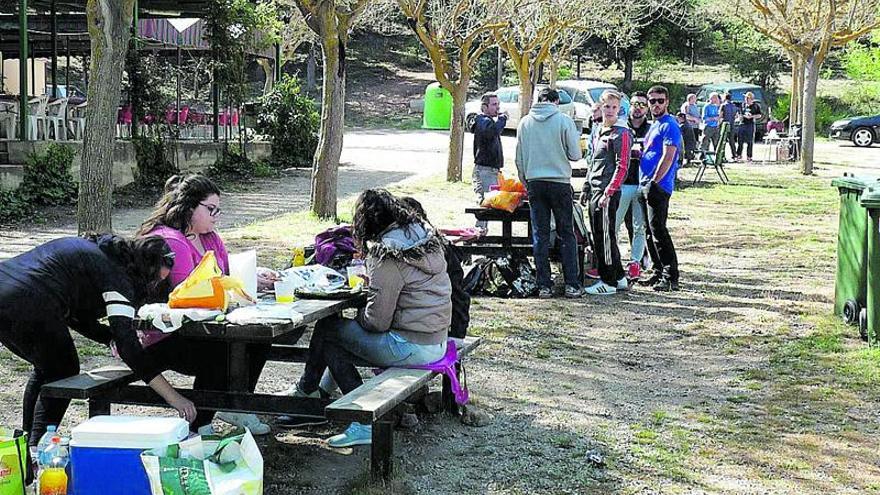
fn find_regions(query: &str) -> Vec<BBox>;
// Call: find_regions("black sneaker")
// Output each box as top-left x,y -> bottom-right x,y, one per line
639,272 -> 662,286
275,415 -> 328,429
652,278 -> 680,292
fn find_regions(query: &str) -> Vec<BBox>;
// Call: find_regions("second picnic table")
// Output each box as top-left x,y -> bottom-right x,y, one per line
461,204 -> 586,284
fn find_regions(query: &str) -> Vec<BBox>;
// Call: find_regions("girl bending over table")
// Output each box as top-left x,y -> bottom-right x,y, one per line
0,235 -> 194,456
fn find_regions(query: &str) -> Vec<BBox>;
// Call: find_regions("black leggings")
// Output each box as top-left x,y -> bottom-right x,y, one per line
0,318 -> 268,446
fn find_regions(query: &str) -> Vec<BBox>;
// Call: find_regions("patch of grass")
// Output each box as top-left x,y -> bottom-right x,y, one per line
347,113 -> 423,130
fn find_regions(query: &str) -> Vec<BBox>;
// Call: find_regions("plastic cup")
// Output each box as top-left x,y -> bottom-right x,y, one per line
347,264 -> 366,289
274,280 -> 296,303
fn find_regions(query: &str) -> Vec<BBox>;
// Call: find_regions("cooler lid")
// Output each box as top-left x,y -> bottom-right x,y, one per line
71,416 -> 189,449
832,174 -> 880,191
861,186 -> 880,209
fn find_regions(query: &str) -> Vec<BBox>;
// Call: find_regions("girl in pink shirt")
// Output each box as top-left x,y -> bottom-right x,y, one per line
137,174 -> 270,435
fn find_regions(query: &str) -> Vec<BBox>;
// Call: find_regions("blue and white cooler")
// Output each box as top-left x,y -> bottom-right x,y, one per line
70,415 -> 189,495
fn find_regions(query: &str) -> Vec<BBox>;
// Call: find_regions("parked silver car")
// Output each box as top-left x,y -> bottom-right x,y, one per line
464,85 -> 581,132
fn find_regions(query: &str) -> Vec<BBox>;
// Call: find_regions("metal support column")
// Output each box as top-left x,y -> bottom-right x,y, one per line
51,0 -> 57,98
212,70 -> 219,142
18,0 -> 29,141
176,35 -> 182,130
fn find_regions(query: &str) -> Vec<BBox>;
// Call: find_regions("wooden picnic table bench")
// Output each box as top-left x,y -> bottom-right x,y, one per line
42,295 -> 481,481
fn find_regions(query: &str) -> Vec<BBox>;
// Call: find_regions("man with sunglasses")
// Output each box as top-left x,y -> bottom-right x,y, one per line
616,91 -> 652,281
639,86 -> 681,291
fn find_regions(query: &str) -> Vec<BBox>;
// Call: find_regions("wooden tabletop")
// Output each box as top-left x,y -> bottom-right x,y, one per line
164,295 -> 366,342
465,205 -> 532,221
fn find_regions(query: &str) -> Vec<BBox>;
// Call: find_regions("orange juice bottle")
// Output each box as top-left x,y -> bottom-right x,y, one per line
39,467 -> 67,495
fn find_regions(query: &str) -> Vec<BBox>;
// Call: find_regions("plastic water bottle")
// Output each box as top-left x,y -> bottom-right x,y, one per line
32,425 -> 58,478
38,436 -> 68,495
35,426 -> 57,464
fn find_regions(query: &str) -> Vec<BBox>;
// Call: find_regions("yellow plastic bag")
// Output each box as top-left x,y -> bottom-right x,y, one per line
481,190 -> 525,213
169,251 -> 253,312
497,172 -> 526,194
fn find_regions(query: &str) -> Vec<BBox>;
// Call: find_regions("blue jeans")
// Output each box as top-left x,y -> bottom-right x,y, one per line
615,184 -> 647,263
527,180 -> 580,289
299,316 -> 446,394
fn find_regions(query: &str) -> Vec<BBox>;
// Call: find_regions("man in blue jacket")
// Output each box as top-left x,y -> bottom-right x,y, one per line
640,85 -> 682,291
472,92 -> 507,230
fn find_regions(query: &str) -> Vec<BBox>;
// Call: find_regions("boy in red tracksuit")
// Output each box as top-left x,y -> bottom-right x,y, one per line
582,90 -> 633,295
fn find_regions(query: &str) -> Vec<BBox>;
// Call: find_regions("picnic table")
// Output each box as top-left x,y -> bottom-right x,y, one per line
461,204 -> 586,284
42,294 -> 482,479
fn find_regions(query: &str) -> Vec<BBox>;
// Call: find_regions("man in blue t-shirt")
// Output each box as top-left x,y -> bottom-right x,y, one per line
639,85 -> 681,291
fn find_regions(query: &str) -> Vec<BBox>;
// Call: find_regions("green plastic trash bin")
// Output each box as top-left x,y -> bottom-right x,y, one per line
422,83 -> 452,130
832,174 -> 880,330
860,186 -> 880,346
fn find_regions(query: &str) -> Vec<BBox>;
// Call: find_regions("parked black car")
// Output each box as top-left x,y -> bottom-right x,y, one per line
830,115 -> 880,147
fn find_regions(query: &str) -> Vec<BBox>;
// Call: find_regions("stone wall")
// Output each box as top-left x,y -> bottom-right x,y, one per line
3,140 -> 272,190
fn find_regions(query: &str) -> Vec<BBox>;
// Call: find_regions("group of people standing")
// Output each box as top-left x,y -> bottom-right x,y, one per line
471,85 -> 682,298
679,91 -> 763,162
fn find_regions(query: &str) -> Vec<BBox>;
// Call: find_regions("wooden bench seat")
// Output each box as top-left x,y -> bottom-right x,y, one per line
326,336 -> 481,479
41,366 -> 137,416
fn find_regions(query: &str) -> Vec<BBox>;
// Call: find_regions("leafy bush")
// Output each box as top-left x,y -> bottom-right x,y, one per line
19,143 -> 77,205
0,188 -> 31,224
132,136 -> 178,190
256,75 -> 319,168
207,144 -> 274,181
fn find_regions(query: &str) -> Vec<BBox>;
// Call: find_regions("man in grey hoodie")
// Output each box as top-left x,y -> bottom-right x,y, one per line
515,88 -> 583,298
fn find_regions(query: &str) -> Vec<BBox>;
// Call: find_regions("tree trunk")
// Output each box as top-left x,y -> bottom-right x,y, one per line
306,43 -> 317,92
311,30 -> 345,219
497,47 -> 504,89
800,51 -> 822,175
519,75 -> 534,117
548,57 -> 558,88
446,82 -> 468,182
788,51 -> 803,125
622,49 -> 634,93
78,0 -> 134,234
258,59 -> 274,95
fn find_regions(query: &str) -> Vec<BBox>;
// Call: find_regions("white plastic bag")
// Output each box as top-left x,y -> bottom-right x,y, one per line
279,265 -> 346,292
141,428 -> 263,495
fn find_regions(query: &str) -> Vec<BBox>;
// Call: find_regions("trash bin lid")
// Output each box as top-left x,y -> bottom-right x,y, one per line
861,186 -> 880,209
832,174 -> 880,191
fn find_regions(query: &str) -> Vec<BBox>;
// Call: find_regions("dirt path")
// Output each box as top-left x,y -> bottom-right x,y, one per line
0,129 -> 453,260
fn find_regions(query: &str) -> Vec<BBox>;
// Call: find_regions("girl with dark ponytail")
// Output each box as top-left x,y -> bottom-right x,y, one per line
0,234 -> 198,457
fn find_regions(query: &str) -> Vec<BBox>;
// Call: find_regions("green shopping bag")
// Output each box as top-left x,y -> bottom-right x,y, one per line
141,428 -> 263,495
0,428 -> 27,495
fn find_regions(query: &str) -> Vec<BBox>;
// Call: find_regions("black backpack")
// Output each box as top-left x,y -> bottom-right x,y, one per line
463,255 -> 538,298
445,244 -> 471,339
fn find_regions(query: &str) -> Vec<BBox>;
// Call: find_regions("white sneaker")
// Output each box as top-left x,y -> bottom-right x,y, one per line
616,277 -> 630,291
584,281 -> 617,295
215,412 -> 271,435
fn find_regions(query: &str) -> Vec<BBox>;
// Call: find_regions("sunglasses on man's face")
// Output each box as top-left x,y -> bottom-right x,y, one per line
648,98 -> 666,105
632,101 -> 648,108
